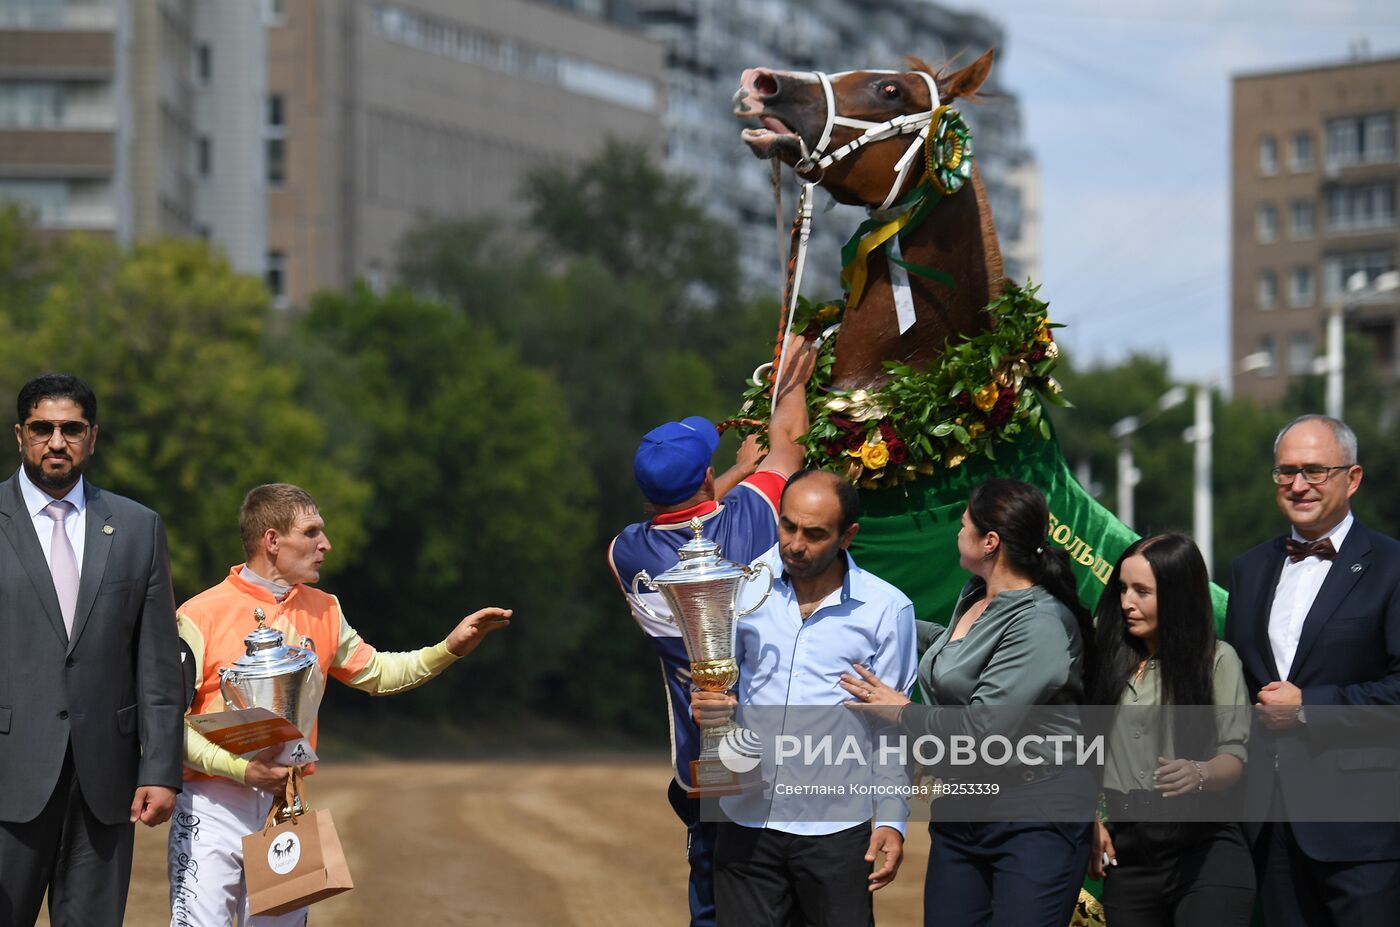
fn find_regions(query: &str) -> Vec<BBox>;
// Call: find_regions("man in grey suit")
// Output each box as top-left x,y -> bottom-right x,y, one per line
0,374 -> 184,925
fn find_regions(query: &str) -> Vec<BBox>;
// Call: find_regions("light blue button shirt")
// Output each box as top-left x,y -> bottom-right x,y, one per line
18,467 -> 86,570
723,544 -> 918,836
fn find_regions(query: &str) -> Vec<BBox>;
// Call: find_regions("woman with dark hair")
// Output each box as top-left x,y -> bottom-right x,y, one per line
1088,533 -> 1254,925
841,478 -> 1095,926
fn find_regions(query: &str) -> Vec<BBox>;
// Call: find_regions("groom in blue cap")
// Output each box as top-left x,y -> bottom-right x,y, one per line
606,337 -> 814,927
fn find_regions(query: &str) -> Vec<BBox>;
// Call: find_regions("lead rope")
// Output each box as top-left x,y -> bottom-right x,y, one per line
770,181 -> 816,396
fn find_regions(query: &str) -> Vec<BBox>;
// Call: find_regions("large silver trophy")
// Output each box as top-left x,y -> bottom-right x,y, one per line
220,608 -> 325,751
631,519 -> 772,795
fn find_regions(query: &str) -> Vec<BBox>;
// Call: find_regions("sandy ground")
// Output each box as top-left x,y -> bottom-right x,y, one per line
41,759 -> 929,925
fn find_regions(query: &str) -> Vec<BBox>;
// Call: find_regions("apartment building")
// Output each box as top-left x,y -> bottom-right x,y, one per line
2,0 -> 666,306
0,0 -> 190,242
1231,53 -> 1400,403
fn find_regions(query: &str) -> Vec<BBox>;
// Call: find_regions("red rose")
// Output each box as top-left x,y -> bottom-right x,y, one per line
825,440 -> 844,457
845,431 -> 866,451
888,440 -> 909,465
1029,343 -> 1046,363
829,415 -> 856,431
879,420 -> 896,442
955,392 -> 973,410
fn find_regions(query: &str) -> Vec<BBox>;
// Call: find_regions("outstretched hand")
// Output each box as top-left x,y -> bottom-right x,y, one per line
446,607 -> 513,657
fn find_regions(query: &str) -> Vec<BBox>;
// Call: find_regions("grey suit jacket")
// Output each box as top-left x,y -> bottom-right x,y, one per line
0,470 -> 183,825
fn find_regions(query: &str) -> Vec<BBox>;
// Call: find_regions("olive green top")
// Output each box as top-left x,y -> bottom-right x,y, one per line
898,579 -> 1087,768
1101,639 -> 1250,794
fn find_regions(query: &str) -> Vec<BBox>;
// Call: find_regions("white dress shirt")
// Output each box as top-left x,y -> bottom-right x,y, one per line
1269,511 -> 1353,680
18,467 -> 87,571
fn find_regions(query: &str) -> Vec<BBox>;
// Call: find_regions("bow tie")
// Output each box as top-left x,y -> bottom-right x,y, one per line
1285,537 -> 1336,563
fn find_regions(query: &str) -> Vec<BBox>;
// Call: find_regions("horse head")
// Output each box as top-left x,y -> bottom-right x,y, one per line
733,52 -> 1004,389
735,52 -> 993,207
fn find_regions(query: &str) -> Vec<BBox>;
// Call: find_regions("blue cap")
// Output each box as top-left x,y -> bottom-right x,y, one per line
633,415 -> 720,505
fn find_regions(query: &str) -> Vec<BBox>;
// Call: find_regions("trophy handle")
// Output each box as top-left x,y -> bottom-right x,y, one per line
218,669 -> 242,710
629,572 -> 673,625
736,561 -> 774,617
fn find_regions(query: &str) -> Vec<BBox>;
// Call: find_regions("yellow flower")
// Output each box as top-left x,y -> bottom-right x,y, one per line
1035,321 -> 1053,343
860,440 -> 890,471
974,384 -> 1000,411
946,452 -> 966,469
967,421 -> 985,439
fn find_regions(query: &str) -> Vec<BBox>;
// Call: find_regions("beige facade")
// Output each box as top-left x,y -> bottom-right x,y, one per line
1231,55 -> 1400,404
266,0 -> 666,306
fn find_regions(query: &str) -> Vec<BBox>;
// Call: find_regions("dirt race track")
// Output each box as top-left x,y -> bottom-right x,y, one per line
44,759 -> 929,925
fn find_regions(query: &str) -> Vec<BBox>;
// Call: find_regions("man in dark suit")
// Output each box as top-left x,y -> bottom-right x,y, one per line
1224,413 -> 1400,926
0,374 -> 184,925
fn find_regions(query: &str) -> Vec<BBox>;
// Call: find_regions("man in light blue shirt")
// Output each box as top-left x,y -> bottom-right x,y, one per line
694,469 -> 917,926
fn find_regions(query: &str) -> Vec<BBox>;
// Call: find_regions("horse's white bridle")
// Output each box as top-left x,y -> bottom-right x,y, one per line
791,69 -> 942,212
769,69 -> 943,395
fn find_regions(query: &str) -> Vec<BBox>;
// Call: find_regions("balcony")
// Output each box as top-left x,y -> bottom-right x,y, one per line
0,128 -> 113,176
0,30 -> 112,79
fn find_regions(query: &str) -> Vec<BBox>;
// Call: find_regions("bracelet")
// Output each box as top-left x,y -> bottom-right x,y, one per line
1191,761 -> 1207,793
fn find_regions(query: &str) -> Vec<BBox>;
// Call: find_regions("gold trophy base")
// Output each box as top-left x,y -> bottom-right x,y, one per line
688,758 -> 764,799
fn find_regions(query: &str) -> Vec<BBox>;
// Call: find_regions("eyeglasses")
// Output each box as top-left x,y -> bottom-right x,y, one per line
1271,464 -> 1351,486
22,420 -> 90,443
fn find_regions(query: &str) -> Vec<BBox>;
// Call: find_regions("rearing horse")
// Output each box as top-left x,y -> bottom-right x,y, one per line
733,52 -> 1002,391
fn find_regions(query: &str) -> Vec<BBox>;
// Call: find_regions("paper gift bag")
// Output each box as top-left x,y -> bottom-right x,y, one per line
243,770 -> 354,916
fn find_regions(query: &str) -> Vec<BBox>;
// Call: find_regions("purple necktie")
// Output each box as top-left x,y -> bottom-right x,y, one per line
44,500 -> 80,636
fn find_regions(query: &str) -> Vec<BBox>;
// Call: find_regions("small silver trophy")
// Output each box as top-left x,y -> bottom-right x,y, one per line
631,519 -> 772,795
220,608 -> 325,745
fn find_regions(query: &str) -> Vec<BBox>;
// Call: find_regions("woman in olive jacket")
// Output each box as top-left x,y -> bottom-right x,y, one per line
842,478 -> 1096,927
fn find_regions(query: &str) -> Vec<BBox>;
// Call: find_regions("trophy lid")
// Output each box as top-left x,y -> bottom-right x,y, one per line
649,519 -> 753,586
226,607 -> 319,680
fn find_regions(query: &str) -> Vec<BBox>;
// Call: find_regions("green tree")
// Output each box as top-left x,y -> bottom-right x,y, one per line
393,145 -> 784,732
292,284 -> 599,720
0,210 -> 368,599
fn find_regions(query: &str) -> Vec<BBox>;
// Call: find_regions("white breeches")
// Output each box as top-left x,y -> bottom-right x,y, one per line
168,778 -> 308,927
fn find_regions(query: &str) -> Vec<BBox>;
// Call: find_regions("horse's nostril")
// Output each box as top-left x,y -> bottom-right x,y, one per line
754,72 -> 779,97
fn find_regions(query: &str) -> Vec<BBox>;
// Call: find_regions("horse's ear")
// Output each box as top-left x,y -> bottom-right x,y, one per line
938,49 -> 994,103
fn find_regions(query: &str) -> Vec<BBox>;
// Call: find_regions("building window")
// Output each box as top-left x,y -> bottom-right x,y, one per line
265,250 -> 287,305
265,94 -> 286,187
0,179 -> 67,223
1289,200 -> 1314,239
195,43 -> 212,84
1257,269 -> 1278,310
0,0 -> 65,28
1288,266 -> 1314,308
1256,203 -> 1278,243
1326,113 -> 1396,169
1256,336 -> 1277,376
1287,333 -> 1314,375
1259,135 -> 1278,175
1289,131 -> 1312,172
1325,183 -> 1396,234
0,81 -> 64,127
196,135 -> 211,177
1322,251 -> 1397,300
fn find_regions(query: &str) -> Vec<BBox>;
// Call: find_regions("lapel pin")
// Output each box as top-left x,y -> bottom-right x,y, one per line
1350,563 -> 1362,573
102,524 -> 114,535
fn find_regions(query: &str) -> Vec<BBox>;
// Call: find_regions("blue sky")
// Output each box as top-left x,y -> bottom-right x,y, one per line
972,0 -> 1400,380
